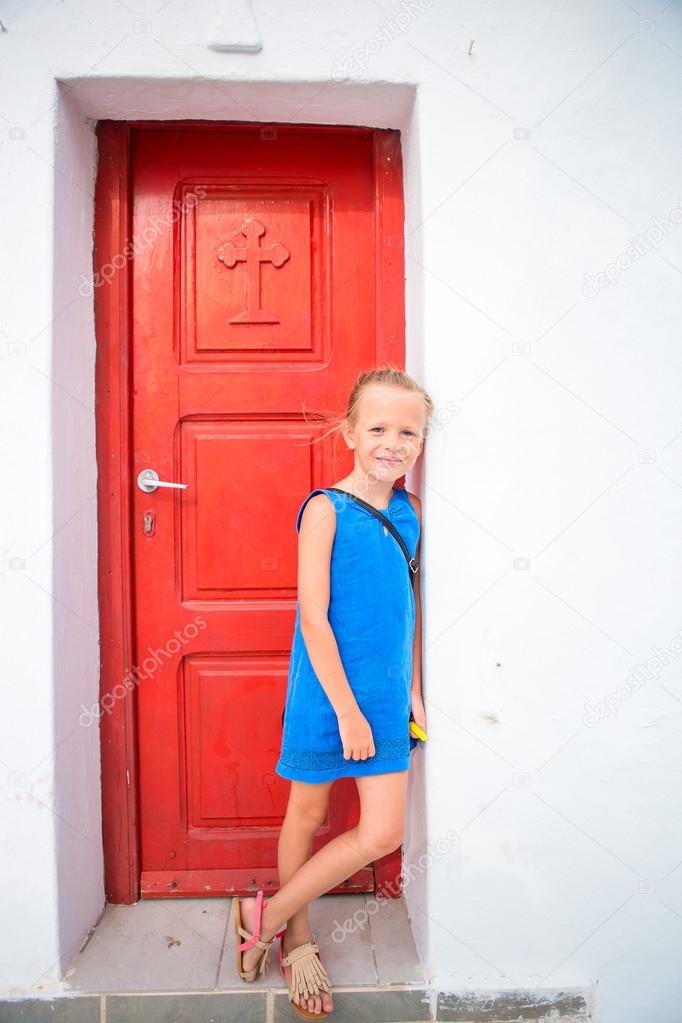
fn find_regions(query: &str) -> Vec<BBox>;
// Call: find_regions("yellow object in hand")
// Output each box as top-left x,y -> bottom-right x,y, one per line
409,719 -> 427,742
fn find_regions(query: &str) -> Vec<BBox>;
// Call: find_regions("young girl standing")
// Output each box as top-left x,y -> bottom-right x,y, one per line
233,368 -> 432,1020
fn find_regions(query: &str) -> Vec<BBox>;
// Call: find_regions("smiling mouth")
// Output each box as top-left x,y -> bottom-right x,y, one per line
377,457 -> 401,464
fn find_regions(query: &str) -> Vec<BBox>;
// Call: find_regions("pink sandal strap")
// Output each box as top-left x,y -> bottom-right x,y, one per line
235,891 -> 282,981
237,889 -> 266,951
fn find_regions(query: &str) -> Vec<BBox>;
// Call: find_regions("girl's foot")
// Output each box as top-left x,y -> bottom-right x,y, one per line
281,927 -> 334,1016
237,896 -> 279,979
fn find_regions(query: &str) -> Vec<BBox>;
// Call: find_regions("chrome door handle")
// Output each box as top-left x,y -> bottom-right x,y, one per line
137,469 -> 188,494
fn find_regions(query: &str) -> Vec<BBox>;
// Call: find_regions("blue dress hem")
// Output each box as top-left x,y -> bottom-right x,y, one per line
274,756 -> 411,783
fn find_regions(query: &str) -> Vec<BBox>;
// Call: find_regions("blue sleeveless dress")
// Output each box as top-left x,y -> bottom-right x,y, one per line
275,485 -> 421,783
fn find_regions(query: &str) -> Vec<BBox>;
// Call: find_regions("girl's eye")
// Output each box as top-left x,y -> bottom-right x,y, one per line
371,427 -> 415,436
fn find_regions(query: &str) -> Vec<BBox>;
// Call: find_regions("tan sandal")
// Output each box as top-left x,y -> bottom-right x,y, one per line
233,890 -> 282,982
279,933 -> 333,1020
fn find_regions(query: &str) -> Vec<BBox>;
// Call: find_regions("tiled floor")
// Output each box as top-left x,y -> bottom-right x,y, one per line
63,892 -> 427,993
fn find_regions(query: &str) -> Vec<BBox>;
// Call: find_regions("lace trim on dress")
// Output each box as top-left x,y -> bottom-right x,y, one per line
279,735 -> 410,770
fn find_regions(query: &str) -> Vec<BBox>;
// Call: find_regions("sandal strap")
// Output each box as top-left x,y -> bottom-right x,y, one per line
236,923 -> 276,954
238,943 -> 272,979
281,940 -> 320,966
282,941 -> 332,1001
236,890 -> 275,953
255,941 -> 273,978
237,932 -> 276,979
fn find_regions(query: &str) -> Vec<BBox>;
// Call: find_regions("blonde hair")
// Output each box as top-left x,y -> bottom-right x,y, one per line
307,365 -> 434,446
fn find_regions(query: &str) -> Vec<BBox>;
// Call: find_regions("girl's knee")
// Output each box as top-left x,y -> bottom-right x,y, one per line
286,789 -> 330,831
355,774 -> 408,857
357,825 -> 404,858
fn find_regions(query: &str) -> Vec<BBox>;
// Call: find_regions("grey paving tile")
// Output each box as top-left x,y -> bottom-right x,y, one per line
309,894 -> 379,985
274,988 -> 431,1022
66,898 -> 230,992
367,894 -> 423,984
106,992 -> 266,1022
0,997 -> 99,1022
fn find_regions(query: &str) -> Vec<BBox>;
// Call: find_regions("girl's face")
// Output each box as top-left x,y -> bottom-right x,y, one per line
343,385 -> 425,483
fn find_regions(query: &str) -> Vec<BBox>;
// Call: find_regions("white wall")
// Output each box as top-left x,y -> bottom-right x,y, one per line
1,1 -> 681,1019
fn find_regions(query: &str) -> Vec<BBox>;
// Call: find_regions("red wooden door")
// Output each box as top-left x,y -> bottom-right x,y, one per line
127,123 -> 404,898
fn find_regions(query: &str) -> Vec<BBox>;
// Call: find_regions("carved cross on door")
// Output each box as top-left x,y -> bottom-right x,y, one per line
217,217 -> 290,324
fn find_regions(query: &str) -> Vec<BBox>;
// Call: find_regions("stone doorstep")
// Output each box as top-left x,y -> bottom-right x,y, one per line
0,985 -> 592,1023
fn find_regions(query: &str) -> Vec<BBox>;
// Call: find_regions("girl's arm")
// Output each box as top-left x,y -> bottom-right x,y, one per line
297,494 -> 360,719
407,493 -> 423,697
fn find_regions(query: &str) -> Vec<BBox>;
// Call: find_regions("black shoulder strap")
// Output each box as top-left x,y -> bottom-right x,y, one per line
327,487 -> 419,583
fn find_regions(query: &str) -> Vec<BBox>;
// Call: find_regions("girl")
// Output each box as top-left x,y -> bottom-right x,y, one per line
233,367 -> 432,1020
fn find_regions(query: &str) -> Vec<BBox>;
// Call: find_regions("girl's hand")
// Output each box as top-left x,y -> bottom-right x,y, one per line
337,704 -> 376,761
410,691 -> 427,734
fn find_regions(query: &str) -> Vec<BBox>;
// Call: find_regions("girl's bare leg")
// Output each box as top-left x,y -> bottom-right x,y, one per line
278,780 -> 335,1015
239,770 -> 409,1010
